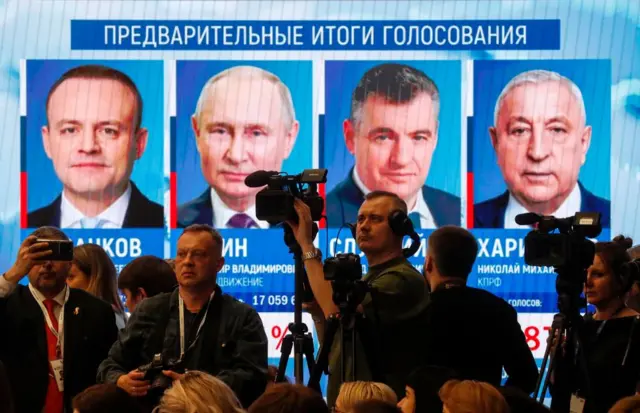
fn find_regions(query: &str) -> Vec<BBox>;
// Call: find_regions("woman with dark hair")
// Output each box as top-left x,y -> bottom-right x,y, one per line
397,365 -> 458,413
551,235 -> 640,413
67,244 -> 126,328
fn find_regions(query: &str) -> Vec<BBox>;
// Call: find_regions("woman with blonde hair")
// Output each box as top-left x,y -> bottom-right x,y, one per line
335,381 -> 397,413
439,380 -> 510,413
154,371 -> 245,413
67,243 -> 126,328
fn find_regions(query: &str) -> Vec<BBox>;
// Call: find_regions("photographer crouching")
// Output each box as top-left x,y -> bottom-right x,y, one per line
97,225 -> 268,411
286,191 -> 429,406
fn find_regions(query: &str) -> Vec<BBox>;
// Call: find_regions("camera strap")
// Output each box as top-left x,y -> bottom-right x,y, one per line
179,291 -> 215,360
29,283 -> 69,358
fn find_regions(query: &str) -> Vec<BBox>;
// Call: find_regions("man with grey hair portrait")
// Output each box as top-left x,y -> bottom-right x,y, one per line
325,63 -> 460,229
474,69 -> 610,228
177,65 -> 299,229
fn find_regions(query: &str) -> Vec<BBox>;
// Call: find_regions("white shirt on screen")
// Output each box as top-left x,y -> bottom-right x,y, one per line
210,188 -> 269,229
504,184 -> 581,229
352,169 -> 436,229
60,183 -> 132,229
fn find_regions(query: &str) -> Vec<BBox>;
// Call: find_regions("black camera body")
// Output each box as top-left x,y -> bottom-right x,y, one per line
520,211 -> 602,288
324,253 -> 368,312
254,169 -> 327,224
138,353 -> 184,395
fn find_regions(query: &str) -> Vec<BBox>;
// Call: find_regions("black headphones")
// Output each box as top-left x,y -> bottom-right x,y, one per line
347,209 -> 415,238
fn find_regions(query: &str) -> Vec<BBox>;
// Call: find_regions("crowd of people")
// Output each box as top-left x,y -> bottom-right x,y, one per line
0,191 -> 639,413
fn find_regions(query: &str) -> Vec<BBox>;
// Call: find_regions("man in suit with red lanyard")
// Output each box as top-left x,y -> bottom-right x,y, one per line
0,226 -> 118,413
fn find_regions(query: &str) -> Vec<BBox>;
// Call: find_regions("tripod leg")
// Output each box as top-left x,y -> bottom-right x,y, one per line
304,333 -> 317,375
276,334 -> 294,383
308,315 -> 339,391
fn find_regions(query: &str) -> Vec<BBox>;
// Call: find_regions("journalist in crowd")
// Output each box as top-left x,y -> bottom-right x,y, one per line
422,226 -> 538,393
286,191 -> 429,405
551,236 -> 640,413
0,227 -> 118,413
97,224 -> 268,409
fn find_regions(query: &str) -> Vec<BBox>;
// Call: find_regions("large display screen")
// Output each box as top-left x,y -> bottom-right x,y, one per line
0,0 -> 638,392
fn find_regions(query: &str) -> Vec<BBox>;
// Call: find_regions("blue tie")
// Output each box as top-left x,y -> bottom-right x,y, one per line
408,212 -> 421,229
80,217 -> 106,229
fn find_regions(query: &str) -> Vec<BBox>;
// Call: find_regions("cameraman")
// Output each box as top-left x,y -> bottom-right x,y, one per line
97,225 -> 268,409
286,191 -> 429,405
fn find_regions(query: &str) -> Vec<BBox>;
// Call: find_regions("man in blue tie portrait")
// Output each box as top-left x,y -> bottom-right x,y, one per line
27,64 -> 164,229
177,66 -> 299,229
473,70 -> 610,228
325,63 -> 460,229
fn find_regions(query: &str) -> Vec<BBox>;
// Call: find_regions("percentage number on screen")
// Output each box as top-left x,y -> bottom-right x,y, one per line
271,325 -> 289,350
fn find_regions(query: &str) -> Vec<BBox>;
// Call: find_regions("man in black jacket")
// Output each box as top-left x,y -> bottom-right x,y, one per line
97,224 -> 268,408
0,226 -> 118,413
422,226 -> 539,394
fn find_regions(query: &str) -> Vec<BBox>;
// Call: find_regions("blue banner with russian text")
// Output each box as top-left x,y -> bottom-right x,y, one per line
70,20 -> 561,51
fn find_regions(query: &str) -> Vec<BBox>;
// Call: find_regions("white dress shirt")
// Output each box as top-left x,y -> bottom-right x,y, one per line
60,183 -> 132,229
504,184 -> 582,229
352,169 -> 436,229
210,188 -> 269,229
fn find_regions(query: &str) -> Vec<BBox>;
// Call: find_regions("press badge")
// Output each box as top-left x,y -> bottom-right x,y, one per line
570,394 -> 586,413
50,359 -> 64,392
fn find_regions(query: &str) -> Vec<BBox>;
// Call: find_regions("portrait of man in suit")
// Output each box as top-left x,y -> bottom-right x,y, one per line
27,64 -> 164,229
474,70 -> 610,228
325,63 -> 460,229
177,65 -> 299,229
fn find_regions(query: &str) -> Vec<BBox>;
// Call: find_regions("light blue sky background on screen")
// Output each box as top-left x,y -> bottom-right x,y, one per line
323,60 -> 461,197
472,59 -> 611,203
25,60 -> 164,210
175,60 -> 313,204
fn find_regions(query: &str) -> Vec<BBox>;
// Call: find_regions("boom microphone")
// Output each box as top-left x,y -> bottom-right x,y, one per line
244,170 -> 279,188
515,212 -> 541,226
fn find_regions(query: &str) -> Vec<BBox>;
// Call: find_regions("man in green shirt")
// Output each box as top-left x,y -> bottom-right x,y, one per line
286,190 -> 429,405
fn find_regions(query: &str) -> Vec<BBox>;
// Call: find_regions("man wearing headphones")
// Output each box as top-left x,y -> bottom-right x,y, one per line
286,190 -> 429,406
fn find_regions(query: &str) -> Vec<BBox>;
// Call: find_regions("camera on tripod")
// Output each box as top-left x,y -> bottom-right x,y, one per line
324,253 -> 369,312
244,169 -> 327,225
518,211 -> 602,276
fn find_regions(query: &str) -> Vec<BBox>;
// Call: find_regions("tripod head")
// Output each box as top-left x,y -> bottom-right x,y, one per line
324,253 -> 369,317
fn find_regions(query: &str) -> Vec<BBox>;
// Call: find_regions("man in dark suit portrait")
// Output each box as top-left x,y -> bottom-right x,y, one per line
0,226 -> 118,413
325,63 -> 460,229
27,65 -> 164,229
474,70 -> 610,228
177,65 -> 299,229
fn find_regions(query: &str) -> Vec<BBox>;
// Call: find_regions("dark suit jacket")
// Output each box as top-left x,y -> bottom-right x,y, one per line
423,285 -> 539,394
27,181 -> 164,228
177,189 -> 213,228
325,169 -> 461,228
0,285 -> 118,413
474,182 -> 611,228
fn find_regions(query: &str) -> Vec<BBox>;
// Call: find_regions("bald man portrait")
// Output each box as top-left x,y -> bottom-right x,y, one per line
177,65 -> 299,229
474,69 -> 610,228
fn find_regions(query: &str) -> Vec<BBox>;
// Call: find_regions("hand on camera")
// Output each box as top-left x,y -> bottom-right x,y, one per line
4,236 -> 52,283
116,370 -> 151,397
162,370 -> 185,381
285,199 -> 314,251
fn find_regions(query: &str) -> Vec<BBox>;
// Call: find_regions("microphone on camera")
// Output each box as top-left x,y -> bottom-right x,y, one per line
244,170 -> 279,188
515,212 -> 542,226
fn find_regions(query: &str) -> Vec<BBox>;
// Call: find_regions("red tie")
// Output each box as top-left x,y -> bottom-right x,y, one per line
43,299 -> 64,413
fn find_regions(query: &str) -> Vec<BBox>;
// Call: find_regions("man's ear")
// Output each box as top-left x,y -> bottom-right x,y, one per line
137,287 -> 148,299
134,128 -> 149,159
489,127 -> 498,153
344,119 -> 356,155
580,125 -> 592,166
42,126 -> 53,160
283,120 -> 299,159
